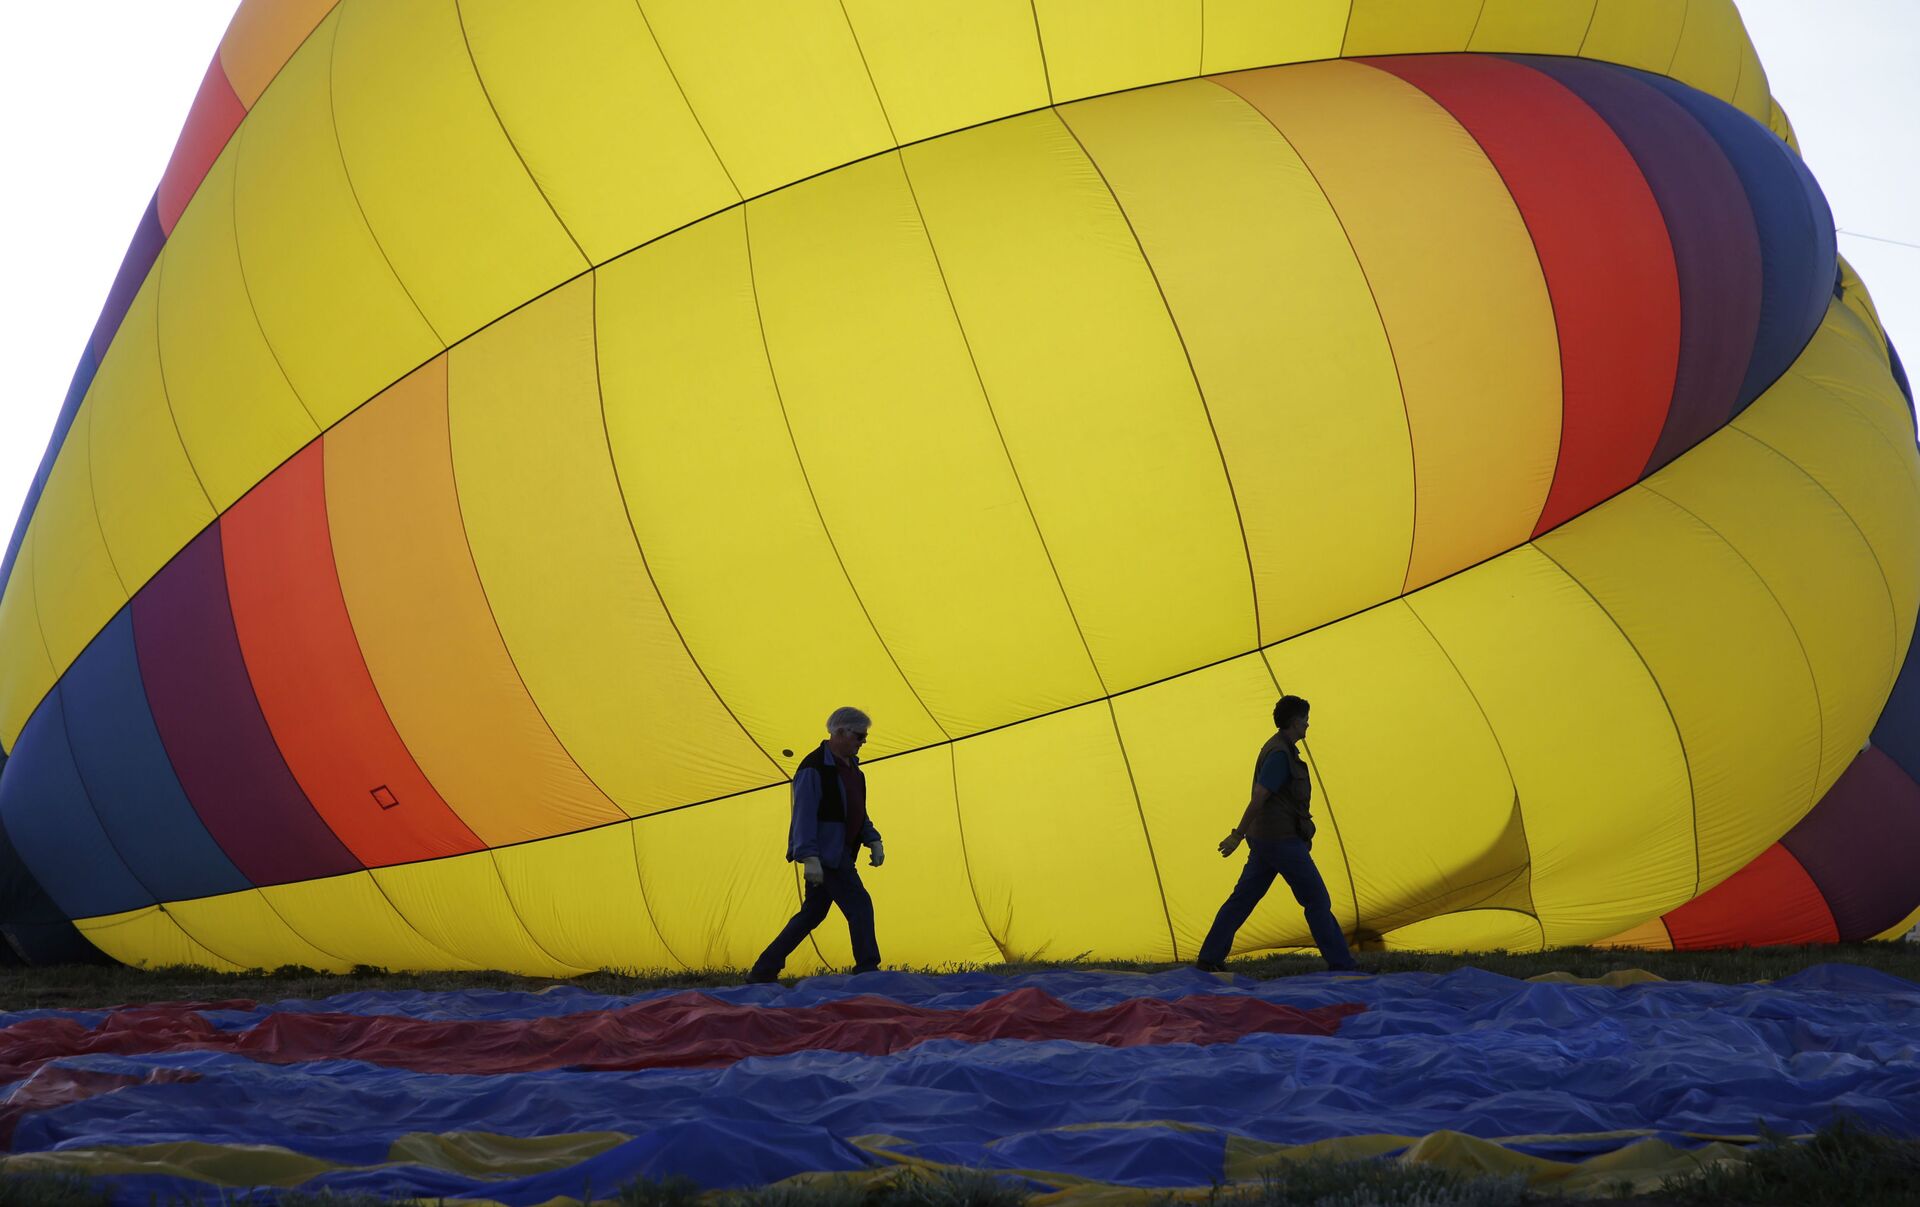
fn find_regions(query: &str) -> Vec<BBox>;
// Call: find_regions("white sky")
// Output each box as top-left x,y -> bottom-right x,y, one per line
0,2 -> 1914,532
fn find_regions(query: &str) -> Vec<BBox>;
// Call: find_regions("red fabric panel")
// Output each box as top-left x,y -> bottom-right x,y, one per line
0,1064 -> 201,1147
1663,843 -> 1839,950
157,57 -> 247,233
1368,55 -> 1680,536
0,989 -> 1362,1079
222,443 -> 484,865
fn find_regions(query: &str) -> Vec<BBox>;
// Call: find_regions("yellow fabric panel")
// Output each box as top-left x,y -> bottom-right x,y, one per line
747,153 -> 1100,734
902,111 -> 1253,691
638,0 -> 893,200
630,785 -> 826,973
0,528 -> 54,749
1579,0 -> 1687,74
1199,0 -> 1349,74
450,275 -> 774,812
388,1131 -> 629,1178
325,360 -> 628,845
75,906 -> 241,972
161,891 -> 351,973
1665,0 -> 1744,101
1644,432 -> 1898,796
809,747 -> 1003,969
1342,0 -> 1483,55
1061,81 -> 1412,647
1466,0 -> 1596,55
1264,602 -> 1523,934
841,0 -> 1050,146
1593,917 -> 1675,950
260,873 -> 481,971
1384,911 -> 1545,954
952,701 -> 1172,961
231,7 -> 441,427
29,412 -> 124,674
1796,304 -> 1920,461
452,0 -> 738,266
218,0 -> 337,106
1873,903 -> 1920,943
1730,20 -> 1771,122
156,146 -> 319,511
1836,257 -> 1891,351
1769,100 -> 1800,154
329,0 -> 587,341
1030,0 -> 1201,104
1223,61 -> 1559,593
85,281 -> 215,593
595,212 -> 943,763
1406,547 -> 1694,946
372,852 -> 591,976
492,823 -> 680,972
1537,487 -> 1821,894
1114,652 -> 1356,960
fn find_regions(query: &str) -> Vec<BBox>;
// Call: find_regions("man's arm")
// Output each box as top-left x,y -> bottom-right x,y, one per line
1219,783 -> 1273,856
789,768 -> 823,861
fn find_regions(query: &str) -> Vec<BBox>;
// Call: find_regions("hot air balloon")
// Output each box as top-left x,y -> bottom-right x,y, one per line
2,0 -> 1915,974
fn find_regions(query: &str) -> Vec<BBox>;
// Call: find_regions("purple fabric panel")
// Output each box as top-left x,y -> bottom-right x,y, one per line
1781,746 -> 1920,941
88,194 -> 166,363
1509,57 -> 1761,476
131,525 -> 361,886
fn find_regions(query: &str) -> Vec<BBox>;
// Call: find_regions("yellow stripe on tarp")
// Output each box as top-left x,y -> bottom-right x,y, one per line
1219,60 -> 1560,594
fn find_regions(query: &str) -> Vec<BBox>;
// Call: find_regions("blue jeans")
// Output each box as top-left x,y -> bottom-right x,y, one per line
1198,837 -> 1355,969
751,861 -> 879,977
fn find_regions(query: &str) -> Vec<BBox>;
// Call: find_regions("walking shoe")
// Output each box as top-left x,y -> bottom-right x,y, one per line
1327,963 -> 1373,976
1193,959 -> 1228,973
850,964 -> 881,975
745,969 -> 780,985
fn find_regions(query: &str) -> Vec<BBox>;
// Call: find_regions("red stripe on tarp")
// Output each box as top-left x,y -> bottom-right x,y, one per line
0,1064 -> 202,1148
0,990 -> 1361,1081
222,443 -> 484,866
1663,843 -> 1839,950
1366,55 -> 1680,536
157,57 -> 247,233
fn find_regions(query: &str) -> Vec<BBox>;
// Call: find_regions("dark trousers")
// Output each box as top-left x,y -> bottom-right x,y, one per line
751,861 -> 880,977
1198,837 -> 1355,969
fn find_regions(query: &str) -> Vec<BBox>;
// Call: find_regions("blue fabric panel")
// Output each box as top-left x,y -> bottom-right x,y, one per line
61,609 -> 251,902
1634,71 -> 1836,411
0,696 -> 154,919
1871,605 -> 1920,784
89,193 -> 166,363
0,349 -> 98,624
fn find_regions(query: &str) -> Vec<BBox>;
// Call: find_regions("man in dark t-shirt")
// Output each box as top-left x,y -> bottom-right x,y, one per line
1195,695 -> 1361,973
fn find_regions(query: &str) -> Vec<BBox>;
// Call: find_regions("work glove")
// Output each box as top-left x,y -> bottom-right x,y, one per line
1218,829 -> 1244,857
866,839 -> 885,868
802,856 -> 823,886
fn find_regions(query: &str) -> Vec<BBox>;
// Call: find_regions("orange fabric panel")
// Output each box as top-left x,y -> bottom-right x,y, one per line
217,0 -> 340,107
223,442 -> 483,865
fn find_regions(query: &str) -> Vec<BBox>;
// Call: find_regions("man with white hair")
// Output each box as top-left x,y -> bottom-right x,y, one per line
747,706 -> 885,982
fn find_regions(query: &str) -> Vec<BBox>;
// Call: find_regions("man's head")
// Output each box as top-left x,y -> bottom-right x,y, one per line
826,706 -> 872,759
1273,695 -> 1311,743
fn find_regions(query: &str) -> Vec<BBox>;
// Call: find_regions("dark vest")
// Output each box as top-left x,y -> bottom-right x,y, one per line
798,744 -> 866,828
1246,733 -> 1314,842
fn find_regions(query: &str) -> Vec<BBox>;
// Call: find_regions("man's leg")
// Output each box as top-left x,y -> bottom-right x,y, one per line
749,877 -> 835,980
1270,839 -> 1358,970
1196,845 -> 1280,966
826,863 -> 881,972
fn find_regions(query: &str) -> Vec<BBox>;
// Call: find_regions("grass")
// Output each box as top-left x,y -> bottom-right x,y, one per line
1,942 -> 1916,1013
1652,1115 -> 1920,1205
